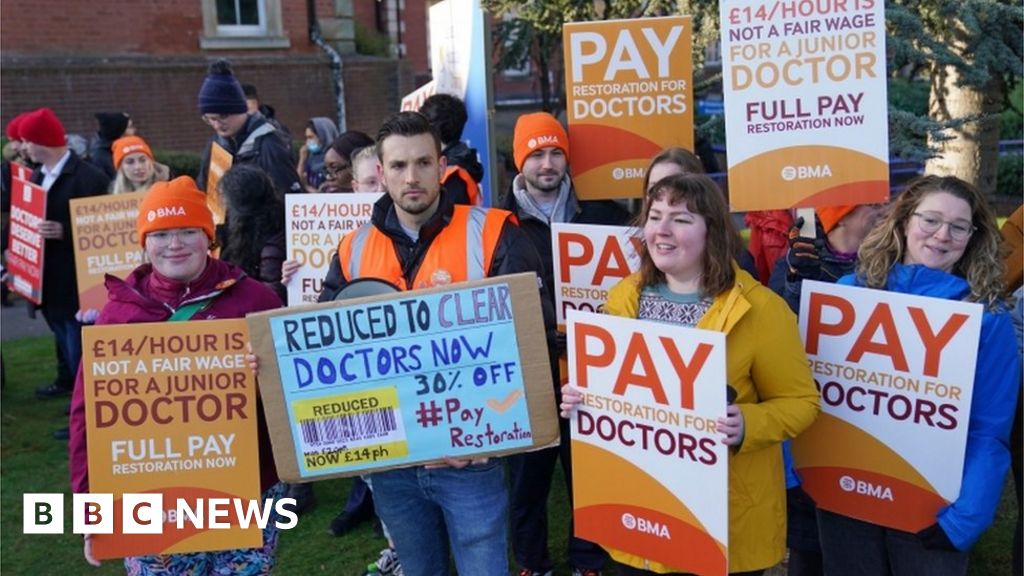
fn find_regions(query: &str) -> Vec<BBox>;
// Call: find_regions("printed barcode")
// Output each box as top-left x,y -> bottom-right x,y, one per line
299,408 -> 398,446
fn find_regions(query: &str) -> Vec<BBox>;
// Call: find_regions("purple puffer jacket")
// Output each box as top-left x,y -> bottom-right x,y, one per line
69,258 -> 283,495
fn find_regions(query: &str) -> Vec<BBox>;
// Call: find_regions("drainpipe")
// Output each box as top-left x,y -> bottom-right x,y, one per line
307,0 -> 347,132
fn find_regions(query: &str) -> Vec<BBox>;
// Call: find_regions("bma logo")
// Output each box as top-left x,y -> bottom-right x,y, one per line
780,164 -> 833,181
839,474 -> 894,501
147,206 -> 186,222
612,167 -> 645,181
527,135 -> 561,150
620,512 -> 671,539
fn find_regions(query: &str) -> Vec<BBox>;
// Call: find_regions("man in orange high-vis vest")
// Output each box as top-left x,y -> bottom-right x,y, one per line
319,111 -> 550,576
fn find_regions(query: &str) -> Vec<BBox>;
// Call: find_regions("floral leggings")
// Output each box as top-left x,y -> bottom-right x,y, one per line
124,483 -> 286,576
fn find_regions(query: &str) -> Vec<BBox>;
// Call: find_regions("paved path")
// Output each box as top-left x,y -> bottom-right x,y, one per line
0,298 -> 52,341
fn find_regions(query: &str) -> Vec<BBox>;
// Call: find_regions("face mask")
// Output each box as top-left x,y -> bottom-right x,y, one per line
306,140 -> 321,153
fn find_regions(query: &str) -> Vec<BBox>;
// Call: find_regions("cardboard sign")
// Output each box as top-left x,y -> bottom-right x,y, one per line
205,142 -> 232,225
568,310 -> 727,575
285,193 -> 382,305
6,176 -> 46,304
720,0 -> 889,210
248,273 -> 558,481
551,223 -> 640,328
563,17 -> 693,200
793,281 -> 981,532
70,192 -> 146,311
82,319 -> 262,559
401,80 -> 437,112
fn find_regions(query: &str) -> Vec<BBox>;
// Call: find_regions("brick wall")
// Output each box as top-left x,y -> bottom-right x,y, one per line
1,54 -> 415,152
0,0 -> 331,56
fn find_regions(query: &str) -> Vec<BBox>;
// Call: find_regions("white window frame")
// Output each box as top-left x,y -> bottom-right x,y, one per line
200,0 -> 290,50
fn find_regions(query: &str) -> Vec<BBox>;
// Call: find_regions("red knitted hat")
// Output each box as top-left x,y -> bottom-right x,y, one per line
5,113 -> 26,141
19,108 -> 66,147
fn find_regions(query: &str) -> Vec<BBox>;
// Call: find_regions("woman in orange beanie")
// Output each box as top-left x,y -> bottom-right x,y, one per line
68,176 -> 286,574
109,135 -> 170,194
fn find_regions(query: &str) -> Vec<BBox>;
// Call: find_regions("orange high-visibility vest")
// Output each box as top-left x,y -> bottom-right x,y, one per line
337,205 -> 511,290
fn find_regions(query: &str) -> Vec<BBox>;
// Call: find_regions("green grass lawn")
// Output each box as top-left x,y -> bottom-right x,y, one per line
1,335 -> 1016,575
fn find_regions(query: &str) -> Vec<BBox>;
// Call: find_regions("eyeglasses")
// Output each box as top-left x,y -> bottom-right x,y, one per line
324,163 -> 351,178
148,228 -> 205,246
911,212 -> 975,241
201,114 -> 234,127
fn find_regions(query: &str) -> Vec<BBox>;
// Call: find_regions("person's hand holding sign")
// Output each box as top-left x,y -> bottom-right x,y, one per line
83,534 -> 101,567
717,404 -> 745,447
786,216 -> 823,282
559,384 -> 583,418
38,220 -> 64,240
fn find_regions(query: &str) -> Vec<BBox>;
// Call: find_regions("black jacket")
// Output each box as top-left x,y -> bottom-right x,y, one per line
320,190 -> 548,304
501,178 -> 632,308
197,112 -> 301,199
87,134 -> 116,180
31,153 -> 110,317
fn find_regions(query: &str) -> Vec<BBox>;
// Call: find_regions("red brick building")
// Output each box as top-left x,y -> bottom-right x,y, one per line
0,0 -> 425,152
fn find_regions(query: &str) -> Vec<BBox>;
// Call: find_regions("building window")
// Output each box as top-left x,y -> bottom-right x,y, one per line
200,0 -> 289,49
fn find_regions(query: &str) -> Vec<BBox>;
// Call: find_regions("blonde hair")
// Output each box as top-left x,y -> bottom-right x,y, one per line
351,145 -> 378,180
856,175 -> 1006,308
110,159 -> 167,195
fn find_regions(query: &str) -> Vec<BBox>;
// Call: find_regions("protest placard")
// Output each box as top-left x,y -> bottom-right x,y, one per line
6,176 -> 46,304
720,0 -> 889,210
563,16 -> 693,200
248,273 -> 559,481
205,142 -> 232,225
70,192 -> 146,311
285,193 -> 381,305
568,310 -> 727,575
551,223 -> 640,328
793,281 -> 981,532
82,319 -> 262,559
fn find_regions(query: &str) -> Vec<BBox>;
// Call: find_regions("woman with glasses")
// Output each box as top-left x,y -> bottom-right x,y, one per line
319,131 -> 374,193
68,176 -> 285,573
816,175 -> 1020,576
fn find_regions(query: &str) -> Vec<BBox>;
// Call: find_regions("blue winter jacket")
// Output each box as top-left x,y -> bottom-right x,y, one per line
839,263 -> 1020,550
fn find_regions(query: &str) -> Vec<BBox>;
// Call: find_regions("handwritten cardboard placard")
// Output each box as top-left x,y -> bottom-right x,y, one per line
720,0 -> 889,210
285,193 -> 381,305
793,281 -> 981,532
568,310 -> 728,575
248,273 -> 558,481
552,223 -> 640,328
563,16 -> 693,200
70,192 -> 146,311
82,319 -> 262,559
6,176 -> 46,304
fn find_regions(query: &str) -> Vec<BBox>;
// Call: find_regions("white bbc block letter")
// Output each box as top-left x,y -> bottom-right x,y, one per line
24,493 -> 64,534
123,493 -> 163,534
73,493 -> 113,534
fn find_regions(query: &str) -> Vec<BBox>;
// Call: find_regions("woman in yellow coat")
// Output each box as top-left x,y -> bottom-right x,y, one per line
562,173 -> 820,575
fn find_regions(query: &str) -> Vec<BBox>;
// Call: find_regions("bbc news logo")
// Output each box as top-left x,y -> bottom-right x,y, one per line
23,494 -> 298,534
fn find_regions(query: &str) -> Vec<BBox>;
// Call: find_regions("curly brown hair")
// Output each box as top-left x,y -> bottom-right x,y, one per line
635,173 -> 740,297
856,175 -> 1006,308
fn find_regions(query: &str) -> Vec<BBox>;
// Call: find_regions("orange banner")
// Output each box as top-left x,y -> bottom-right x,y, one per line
70,192 -> 146,312
563,17 -> 693,200
82,320 -> 261,559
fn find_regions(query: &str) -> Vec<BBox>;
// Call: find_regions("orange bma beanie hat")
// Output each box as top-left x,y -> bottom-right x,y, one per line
816,205 -> 858,234
112,136 -> 155,171
512,112 -> 569,171
137,177 -> 215,246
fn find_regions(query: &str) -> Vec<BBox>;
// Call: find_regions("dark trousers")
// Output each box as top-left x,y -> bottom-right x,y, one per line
42,311 -> 81,389
343,476 -> 374,517
817,509 -> 968,576
508,414 -> 607,571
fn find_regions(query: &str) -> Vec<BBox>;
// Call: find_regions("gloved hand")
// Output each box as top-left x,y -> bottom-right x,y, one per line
786,216 -> 824,282
916,522 -> 956,551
